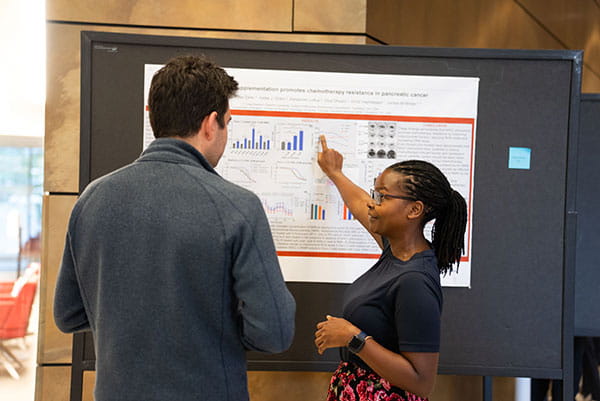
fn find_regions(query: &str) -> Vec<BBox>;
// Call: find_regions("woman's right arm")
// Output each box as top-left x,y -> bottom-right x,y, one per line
317,135 -> 382,249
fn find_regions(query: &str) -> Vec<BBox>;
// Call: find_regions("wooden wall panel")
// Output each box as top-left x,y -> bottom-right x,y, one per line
294,0 -> 366,33
248,371 -> 516,400
38,195 -> 77,364
249,371 -> 330,400
47,0 -> 293,32
364,0 -> 599,92
430,375 -> 482,401
53,369 -> 518,401
583,64 -> 600,92
516,0 -> 600,93
365,0 -> 401,44
366,0 -> 562,49
35,366 -> 71,401
82,371 -> 95,401
515,0 -> 600,57
44,22 -> 368,193
45,24 -> 81,194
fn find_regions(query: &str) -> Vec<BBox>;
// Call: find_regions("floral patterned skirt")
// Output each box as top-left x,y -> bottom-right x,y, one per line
327,361 -> 428,401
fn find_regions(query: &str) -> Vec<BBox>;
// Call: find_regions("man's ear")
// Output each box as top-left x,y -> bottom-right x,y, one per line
407,201 -> 425,220
200,111 -> 219,141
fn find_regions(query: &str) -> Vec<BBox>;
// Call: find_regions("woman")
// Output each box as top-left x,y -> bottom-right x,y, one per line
314,135 -> 467,401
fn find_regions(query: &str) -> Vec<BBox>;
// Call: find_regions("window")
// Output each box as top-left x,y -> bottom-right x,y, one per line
0,146 -> 43,279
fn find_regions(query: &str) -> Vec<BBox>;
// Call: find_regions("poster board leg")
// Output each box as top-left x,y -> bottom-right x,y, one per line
70,332 -> 85,401
483,376 -> 493,401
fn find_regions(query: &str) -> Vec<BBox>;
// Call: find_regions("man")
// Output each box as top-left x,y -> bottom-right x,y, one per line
54,55 -> 296,401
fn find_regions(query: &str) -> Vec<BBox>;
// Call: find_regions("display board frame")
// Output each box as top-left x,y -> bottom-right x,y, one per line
574,94 -> 600,337
70,31 -> 582,399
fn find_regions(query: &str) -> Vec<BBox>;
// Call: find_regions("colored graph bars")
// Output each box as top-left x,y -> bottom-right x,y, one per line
232,128 -> 270,150
280,130 -> 304,151
342,204 -> 354,220
310,203 -> 326,220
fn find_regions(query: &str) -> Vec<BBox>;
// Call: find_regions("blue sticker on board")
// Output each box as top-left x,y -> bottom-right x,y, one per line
508,147 -> 531,169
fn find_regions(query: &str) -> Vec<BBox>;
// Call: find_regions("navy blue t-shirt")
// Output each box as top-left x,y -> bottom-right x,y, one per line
341,240 -> 443,368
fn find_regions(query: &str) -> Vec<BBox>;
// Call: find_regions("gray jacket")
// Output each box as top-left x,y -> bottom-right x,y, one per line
54,138 -> 295,401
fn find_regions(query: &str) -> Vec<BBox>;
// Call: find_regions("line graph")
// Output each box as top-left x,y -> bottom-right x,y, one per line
276,163 -> 308,183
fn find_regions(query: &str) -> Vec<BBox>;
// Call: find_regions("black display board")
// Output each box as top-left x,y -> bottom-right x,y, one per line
74,31 -> 581,386
574,94 -> 600,337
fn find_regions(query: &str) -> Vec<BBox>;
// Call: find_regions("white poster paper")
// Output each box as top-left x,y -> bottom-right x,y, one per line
143,65 -> 478,287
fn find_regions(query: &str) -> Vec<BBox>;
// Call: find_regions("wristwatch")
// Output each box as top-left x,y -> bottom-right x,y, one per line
347,331 -> 370,354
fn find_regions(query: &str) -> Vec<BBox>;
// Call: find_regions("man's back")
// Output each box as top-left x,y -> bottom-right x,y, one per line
55,139 -> 295,401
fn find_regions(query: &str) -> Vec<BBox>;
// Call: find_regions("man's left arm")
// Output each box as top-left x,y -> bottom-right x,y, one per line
231,199 -> 295,353
54,232 -> 90,333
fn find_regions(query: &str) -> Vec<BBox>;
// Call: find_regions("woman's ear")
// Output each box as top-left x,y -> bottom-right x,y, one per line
407,201 -> 425,220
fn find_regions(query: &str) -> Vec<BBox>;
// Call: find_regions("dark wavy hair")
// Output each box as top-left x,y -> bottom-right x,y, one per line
387,160 -> 467,275
148,55 -> 238,138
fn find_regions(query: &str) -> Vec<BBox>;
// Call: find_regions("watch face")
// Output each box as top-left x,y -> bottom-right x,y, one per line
348,333 -> 366,353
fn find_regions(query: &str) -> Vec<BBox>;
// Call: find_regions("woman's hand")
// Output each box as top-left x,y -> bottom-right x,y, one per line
314,315 -> 361,355
317,135 -> 344,178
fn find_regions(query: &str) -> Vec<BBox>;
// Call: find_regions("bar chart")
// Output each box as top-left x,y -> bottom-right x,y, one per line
342,204 -> 354,220
232,127 -> 271,150
280,130 -> 304,151
310,203 -> 326,220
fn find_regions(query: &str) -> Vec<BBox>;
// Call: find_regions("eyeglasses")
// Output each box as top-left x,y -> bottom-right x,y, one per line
370,189 -> 416,206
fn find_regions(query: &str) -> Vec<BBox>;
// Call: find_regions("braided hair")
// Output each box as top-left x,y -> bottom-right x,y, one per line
387,160 -> 467,275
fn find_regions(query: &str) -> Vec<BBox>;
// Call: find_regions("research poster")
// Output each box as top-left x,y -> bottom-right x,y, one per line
143,65 -> 478,287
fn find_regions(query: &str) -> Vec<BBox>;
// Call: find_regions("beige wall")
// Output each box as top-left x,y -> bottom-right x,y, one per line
40,1 -> 599,400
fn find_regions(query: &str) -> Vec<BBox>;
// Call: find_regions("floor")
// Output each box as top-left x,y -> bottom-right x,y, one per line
0,271 -> 38,401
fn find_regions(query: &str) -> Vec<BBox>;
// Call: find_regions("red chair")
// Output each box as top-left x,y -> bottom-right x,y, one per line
0,264 -> 39,379
0,282 -> 13,295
